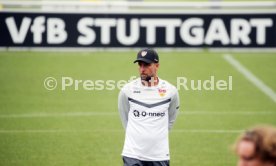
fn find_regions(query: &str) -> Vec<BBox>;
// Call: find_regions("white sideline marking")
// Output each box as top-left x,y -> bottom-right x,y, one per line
0,111 -> 275,118
223,54 -> 276,103
0,129 -> 243,134
179,111 -> 276,115
173,129 -> 243,133
0,112 -> 117,118
0,129 -> 121,133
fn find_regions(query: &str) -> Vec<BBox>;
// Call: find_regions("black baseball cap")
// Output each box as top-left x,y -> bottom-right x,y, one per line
133,48 -> 159,64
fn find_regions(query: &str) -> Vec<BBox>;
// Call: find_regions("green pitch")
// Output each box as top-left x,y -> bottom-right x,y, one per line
0,50 -> 275,166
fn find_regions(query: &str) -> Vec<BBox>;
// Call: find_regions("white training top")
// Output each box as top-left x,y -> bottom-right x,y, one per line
118,78 -> 180,161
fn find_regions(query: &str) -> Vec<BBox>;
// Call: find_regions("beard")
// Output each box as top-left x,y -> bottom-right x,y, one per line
140,74 -> 152,81
140,74 -> 156,86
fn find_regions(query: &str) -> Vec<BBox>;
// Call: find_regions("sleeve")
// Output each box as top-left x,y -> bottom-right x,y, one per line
118,89 -> 130,130
168,89 -> 180,130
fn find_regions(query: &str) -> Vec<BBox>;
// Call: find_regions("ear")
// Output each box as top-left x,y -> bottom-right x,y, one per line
155,63 -> 159,69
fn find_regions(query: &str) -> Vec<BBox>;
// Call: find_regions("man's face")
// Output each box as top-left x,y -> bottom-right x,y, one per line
138,61 -> 159,81
236,141 -> 272,166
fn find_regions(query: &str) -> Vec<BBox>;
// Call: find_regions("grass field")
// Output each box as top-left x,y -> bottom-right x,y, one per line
0,50 -> 275,166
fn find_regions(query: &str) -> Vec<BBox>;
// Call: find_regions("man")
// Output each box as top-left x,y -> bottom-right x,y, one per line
118,48 -> 180,166
234,125 -> 276,166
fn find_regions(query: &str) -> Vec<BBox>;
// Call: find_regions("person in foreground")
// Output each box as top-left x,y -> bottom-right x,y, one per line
234,125 -> 276,166
118,48 -> 180,166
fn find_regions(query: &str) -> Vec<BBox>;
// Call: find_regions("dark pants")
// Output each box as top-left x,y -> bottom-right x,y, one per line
123,156 -> 170,166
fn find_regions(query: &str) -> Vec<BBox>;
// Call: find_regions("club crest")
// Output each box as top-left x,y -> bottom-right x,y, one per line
141,51 -> 147,57
158,88 -> 167,97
